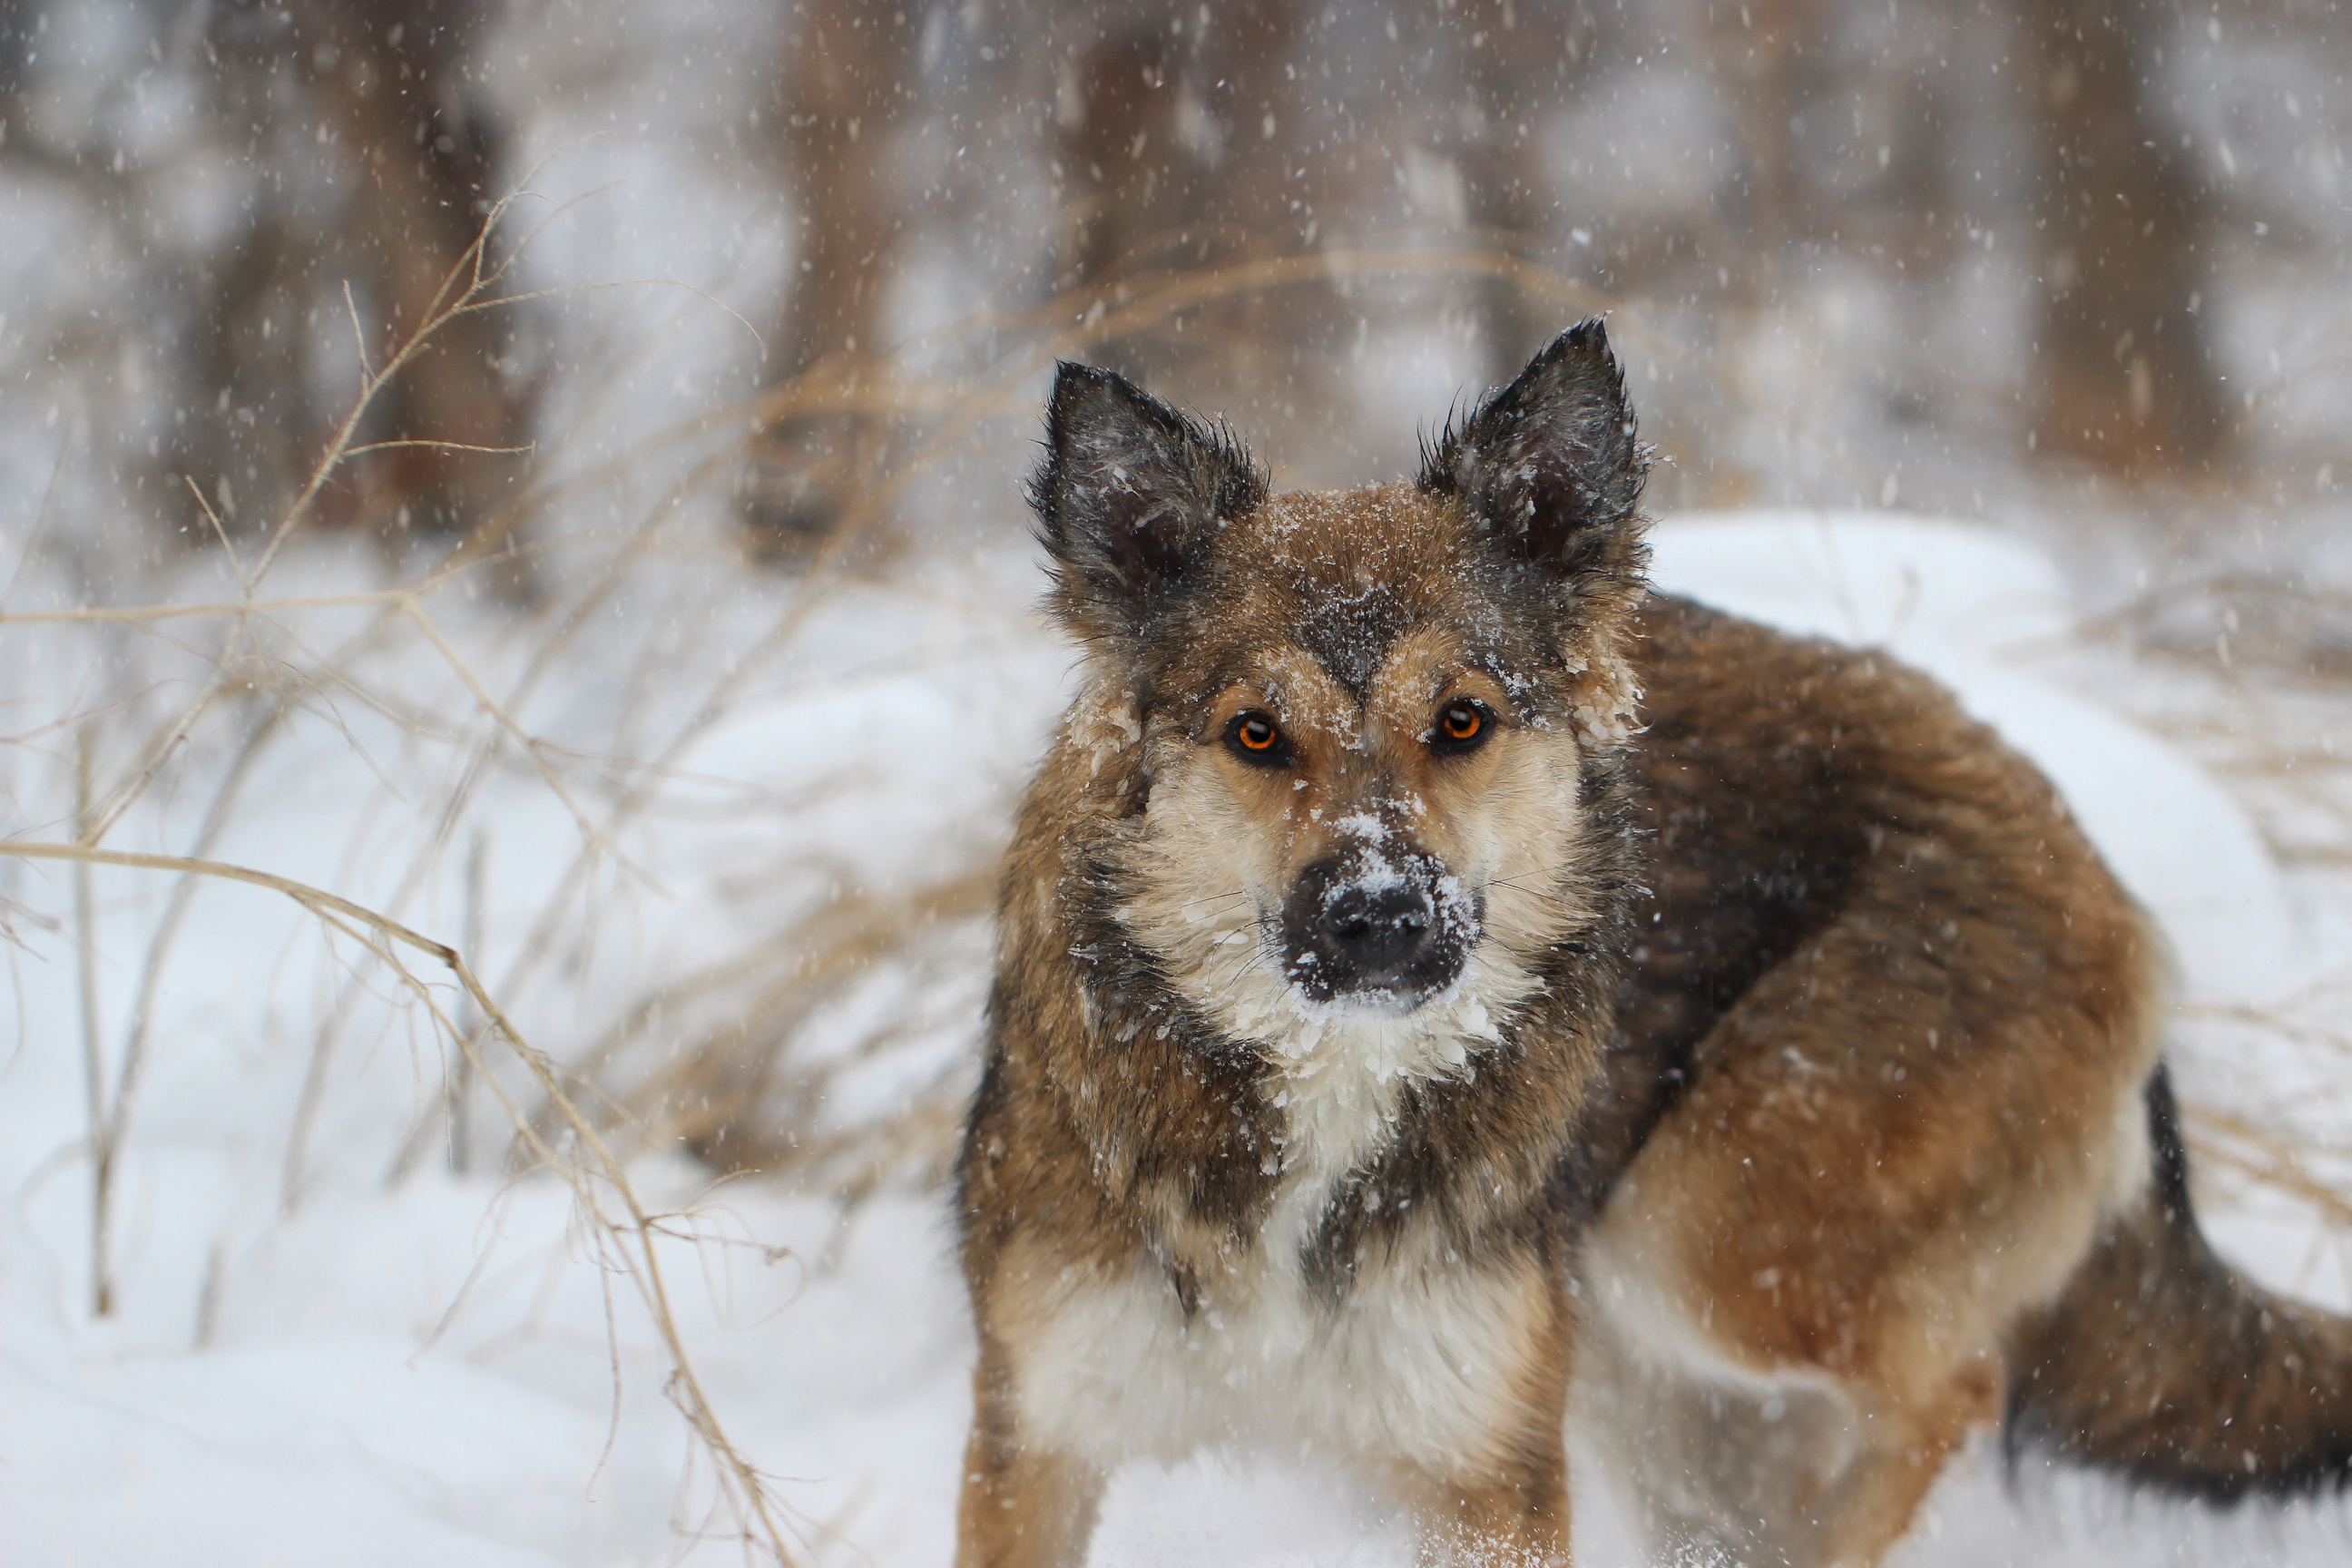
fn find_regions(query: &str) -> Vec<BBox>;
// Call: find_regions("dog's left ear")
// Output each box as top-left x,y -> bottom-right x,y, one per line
1030,362 -> 1268,637
1419,318 -> 1650,585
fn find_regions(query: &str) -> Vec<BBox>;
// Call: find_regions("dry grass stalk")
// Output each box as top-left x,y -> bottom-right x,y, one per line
2185,1102 -> 2352,1235
5,187 -> 818,1560
598,868 -> 995,1189
0,837 -> 810,1566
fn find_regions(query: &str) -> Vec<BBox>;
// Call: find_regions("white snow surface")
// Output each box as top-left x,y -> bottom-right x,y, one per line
8,510 -> 2352,1565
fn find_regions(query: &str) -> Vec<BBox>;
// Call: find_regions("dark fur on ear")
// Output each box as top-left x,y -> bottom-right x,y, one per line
1421,318 -> 1653,745
1417,318 -> 1651,592
1029,362 -> 1268,638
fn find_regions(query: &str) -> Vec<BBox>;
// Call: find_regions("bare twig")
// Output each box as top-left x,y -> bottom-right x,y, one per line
71,740 -> 112,1317
184,474 -> 252,597
98,698 -> 284,1298
0,835 -> 806,1565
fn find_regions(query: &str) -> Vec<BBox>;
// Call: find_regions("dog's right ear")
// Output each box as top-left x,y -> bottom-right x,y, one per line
1029,362 -> 1267,638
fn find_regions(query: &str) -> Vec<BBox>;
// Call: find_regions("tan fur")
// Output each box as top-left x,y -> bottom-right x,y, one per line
957,330 -> 2347,1568
1577,600 -> 2162,1564
960,474 -> 1622,1566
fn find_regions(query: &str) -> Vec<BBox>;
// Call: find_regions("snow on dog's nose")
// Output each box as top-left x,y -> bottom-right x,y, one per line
1282,844 -> 1470,1004
1324,878 -> 1434,975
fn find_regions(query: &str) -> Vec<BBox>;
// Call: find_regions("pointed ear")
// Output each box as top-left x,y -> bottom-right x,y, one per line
1418,319 -> 1650,585
1029,362 -> 1267,635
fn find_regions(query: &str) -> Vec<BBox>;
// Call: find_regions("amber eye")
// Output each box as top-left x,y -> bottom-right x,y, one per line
1223,710 -> 1292,767
1430,700 -> 1492,756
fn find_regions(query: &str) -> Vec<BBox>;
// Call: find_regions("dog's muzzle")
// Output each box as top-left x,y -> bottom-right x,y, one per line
1281,848 -> 1470,1004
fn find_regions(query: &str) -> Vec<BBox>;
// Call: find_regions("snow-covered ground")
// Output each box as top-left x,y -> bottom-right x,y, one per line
10,510 -> 2352,1566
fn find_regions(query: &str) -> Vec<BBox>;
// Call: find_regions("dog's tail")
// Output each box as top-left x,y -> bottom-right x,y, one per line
2004,1063 -> 2352,1501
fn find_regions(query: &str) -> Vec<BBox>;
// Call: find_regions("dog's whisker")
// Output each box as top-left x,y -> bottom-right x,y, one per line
1212,938 -> 1272,995
1481,877 -> 1581,913
1218,956 -> 1269,1001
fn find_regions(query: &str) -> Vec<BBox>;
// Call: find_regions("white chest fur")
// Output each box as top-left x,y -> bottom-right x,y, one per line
1012,1201 -> 1545,1472
1011,1019 -> 1548,1473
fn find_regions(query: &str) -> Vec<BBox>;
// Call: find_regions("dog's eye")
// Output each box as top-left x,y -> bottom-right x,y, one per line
1430,700 -> 1492,756
1224,710 -> 1292,767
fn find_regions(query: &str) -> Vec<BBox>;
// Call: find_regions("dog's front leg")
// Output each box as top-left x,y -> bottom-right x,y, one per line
1406,1459 -> 1572,1568
955,1357 -> 1106,1568
1399,1328 -> 1576,1568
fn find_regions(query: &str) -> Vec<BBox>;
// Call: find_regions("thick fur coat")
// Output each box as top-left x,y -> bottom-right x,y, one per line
953,324 -> 2352,1568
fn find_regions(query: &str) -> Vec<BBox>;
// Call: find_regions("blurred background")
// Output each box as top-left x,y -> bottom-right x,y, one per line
8,3 -> 2352,1563
10,0 -> 2349,564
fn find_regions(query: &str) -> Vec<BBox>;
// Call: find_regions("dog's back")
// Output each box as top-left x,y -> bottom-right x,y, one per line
1582,593 -> 2163,1563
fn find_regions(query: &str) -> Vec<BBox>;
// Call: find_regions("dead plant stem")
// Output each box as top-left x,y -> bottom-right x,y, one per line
71,740 -> 112,1317
0,835 -> 803,1565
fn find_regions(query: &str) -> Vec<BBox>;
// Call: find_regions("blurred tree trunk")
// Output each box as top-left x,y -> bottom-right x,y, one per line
1053,6 -> 1298,268
0,1 -> 35,153
149,4 -> 310,536
1054,17 -> 1191,299
181,1 -> 529,550
1052,3 -> 1303,318
2022,0 -> 2226,473
296,0 -> 530,544
179,208 -> 326,532
1445,0 -> 1590,389
738,0 -> 918,556
1048,2 -> 1334,456
1700,0 -> 1826,281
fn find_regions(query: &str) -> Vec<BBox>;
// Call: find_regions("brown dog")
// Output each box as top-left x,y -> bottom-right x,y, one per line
954,322 -> 2352,1566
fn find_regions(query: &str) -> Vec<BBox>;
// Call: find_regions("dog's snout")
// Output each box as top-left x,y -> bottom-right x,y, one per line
1324,883 -> 1435,974
1283,850 -> 1468,1004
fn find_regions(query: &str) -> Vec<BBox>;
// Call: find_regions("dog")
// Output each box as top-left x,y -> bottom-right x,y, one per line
953,320 -> 2352,1566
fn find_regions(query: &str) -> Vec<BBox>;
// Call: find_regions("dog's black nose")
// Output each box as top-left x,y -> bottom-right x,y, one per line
1282,851 -> 1467,1002
1323,883 -> 1435,975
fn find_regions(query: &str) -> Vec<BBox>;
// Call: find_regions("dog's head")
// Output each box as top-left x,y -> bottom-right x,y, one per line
1034,322 -> 1649,1060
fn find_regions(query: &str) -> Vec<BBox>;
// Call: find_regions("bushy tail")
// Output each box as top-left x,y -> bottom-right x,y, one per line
2004,1065 -> 2352,1502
